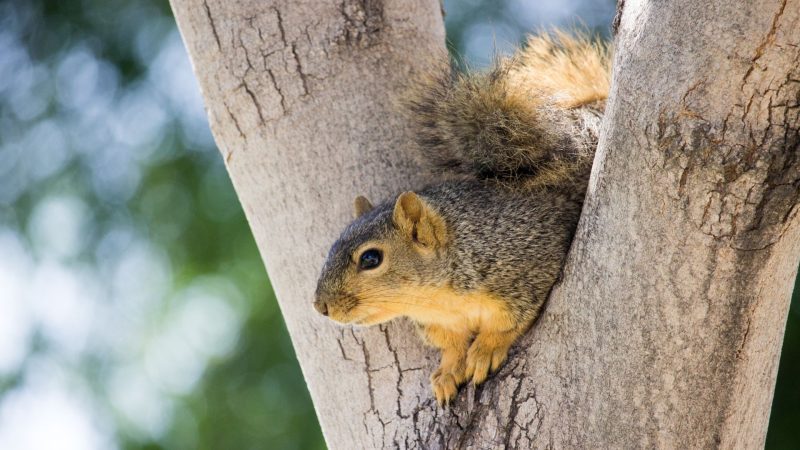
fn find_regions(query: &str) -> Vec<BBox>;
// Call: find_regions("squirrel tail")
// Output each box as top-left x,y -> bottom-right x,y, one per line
406,31 -> 611,187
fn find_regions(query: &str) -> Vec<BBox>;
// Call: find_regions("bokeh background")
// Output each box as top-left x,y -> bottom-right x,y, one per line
0,0 -> 796,448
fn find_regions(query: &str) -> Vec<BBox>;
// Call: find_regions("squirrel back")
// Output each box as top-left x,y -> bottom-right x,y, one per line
407,32 -> 611,188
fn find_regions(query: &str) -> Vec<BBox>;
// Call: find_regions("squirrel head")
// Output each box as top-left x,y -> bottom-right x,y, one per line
314,191 -> 449,325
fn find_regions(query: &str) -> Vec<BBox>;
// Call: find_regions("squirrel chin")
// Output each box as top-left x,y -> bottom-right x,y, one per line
352,313 -> 395,327
328,308 -> 395,326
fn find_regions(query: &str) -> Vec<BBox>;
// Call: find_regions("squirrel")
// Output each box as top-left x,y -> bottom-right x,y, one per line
314,32 -> 611,406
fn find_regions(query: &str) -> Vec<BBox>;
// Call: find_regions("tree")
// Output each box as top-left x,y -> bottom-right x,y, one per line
169,0 -> 800,447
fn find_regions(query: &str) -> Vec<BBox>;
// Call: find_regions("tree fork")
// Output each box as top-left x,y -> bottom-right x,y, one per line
170,0 -> 800,448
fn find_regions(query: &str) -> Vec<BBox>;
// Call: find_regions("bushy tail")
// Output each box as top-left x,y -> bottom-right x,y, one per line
406,32 -> 611,187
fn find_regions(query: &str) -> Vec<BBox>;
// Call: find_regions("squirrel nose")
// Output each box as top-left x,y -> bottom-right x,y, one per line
314,300 -> 328,316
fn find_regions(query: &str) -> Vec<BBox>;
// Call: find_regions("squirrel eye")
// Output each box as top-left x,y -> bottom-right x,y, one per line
358,249 -> 382,270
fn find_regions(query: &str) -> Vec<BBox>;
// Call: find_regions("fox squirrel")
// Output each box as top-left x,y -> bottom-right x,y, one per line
314,32 -> 611,406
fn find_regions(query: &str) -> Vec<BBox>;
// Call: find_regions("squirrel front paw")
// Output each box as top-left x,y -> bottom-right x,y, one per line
431,368 -> 459,407
464,333 -> 515,385
430,361 -> 466,407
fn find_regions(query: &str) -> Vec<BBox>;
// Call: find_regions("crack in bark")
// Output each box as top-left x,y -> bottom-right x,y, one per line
266,69 -> 287,115
336,331 -> 352,361
357,334 -> 377,414
292,43 -> 311,97
735,316 -> 752,360
272,7 -> 287,46
741,0 -> 788,85
226,6 -> 302,127
380,326 -> 410,420
224,102 -> 246,143
202,0 -> 221,50
240,81 -> 266,125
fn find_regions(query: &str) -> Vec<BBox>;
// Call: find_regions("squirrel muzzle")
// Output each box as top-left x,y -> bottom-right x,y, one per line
314,279 -> 366,324
313,278 -> 333,316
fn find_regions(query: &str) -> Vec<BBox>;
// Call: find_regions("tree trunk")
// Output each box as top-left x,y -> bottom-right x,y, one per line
170,0 -> 800,448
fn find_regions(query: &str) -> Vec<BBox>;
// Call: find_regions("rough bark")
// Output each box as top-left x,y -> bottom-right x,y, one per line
170,0 -> 800,448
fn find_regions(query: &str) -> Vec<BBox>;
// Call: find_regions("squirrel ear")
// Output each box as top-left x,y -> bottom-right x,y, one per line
392,192 -> 447,248
353,195 -> 373,218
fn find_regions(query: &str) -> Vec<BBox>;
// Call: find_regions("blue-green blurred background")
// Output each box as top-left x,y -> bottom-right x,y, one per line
0,0 -> 796,448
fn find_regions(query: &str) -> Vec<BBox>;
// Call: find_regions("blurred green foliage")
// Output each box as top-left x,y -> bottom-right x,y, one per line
0,0 -> 323,447
0,0 -> 796,448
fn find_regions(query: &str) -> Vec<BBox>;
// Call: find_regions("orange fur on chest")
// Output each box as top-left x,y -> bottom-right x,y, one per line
381,285 -> 517,334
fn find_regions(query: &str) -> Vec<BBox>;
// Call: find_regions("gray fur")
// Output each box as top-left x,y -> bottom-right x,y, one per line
315,104 -> 601,325
420,179 -> 585,322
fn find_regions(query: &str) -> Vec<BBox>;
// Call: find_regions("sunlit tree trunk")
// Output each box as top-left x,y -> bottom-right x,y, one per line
170,0 -> 800,448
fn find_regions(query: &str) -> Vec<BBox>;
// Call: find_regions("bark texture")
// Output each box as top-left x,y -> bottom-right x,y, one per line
170,0 -> 800,448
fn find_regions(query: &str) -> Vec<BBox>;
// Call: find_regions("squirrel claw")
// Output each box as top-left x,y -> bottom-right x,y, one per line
431,369 -> 460,407
465,340 -> 511,385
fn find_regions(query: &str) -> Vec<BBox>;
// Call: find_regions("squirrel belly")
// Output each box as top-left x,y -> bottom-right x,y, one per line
314,32 -> 611,406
